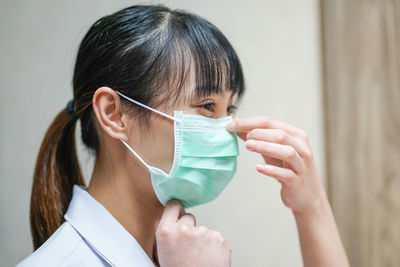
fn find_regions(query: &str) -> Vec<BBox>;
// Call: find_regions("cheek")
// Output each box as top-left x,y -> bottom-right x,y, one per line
159,128 -> 175,172
147,118 -> 175,173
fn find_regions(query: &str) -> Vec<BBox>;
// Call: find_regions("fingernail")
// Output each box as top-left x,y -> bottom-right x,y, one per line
256,164 -> 271,171
245,140 -> 255,150
256,164 -> 264,171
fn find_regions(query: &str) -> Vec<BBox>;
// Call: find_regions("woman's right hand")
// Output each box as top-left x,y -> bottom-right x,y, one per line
154,199 -> 231,267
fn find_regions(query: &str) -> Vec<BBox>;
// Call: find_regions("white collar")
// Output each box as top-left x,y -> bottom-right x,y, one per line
64,184 -> 155,267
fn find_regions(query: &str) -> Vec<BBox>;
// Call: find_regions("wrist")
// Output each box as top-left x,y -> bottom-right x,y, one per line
293,189 -> 331,222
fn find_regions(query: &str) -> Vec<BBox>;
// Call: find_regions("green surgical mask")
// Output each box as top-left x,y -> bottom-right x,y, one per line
116,91 -> 239,208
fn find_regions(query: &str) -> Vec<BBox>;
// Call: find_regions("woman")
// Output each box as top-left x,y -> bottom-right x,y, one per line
18,4 -> 349,267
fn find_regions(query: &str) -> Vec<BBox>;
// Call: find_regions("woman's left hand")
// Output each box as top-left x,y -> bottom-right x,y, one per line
226,116 -> 327,216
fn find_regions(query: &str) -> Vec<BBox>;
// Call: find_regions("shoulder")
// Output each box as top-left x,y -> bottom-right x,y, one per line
17,222 -> 109,267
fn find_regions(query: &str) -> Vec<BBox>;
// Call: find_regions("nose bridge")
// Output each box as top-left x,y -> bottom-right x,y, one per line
214,91 -> 235,118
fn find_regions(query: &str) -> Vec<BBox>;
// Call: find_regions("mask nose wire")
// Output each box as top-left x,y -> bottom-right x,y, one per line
115,91 -> 182,123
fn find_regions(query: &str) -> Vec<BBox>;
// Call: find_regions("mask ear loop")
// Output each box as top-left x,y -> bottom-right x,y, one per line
115,91 -> 182,123
120,139 -> 151,169
115,90 -> 182,171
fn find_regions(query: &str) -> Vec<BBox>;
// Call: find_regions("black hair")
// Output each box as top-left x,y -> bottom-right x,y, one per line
30,4 -> 246,250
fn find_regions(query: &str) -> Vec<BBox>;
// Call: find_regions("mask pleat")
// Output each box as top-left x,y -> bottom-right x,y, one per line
180,156 -> 236,170
158,177 -> 217,207
181,131 -> 239,157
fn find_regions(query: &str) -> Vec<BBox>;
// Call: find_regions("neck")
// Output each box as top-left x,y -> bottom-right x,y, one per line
87,155 -> 163,265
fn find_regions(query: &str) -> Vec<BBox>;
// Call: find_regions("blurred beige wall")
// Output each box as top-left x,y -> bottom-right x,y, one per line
0,0 -> 323,266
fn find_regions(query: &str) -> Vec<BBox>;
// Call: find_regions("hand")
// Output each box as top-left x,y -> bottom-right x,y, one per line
226,116 -> 327,216
226,116 -> 350,267
154,199 -> 231,267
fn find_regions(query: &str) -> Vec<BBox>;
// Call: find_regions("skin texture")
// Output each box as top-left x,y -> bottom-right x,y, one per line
88,83 -> 349,266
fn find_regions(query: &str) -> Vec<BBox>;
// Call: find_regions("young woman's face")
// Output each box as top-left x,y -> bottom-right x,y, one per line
128,83 -> 236,175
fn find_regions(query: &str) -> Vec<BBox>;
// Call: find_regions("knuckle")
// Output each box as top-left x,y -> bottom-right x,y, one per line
259,142 -> 269,153
286,170 -> 296,181
299,129 -> 309,140
276,130 -> 287,143
197,225 -> 208,235
302,149 -> 313,161
286,147 -> 297,159
157,223 -> 172,238
179,223 -> 190,234
260,116 -> 271,127
267,166 -> 277,176
212,231 -> 225,243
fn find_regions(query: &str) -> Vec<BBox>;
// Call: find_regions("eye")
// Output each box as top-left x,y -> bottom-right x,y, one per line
227,105 -> 237,115
202,102 -> 215,112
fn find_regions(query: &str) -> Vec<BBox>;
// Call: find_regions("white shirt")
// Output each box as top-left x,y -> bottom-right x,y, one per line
17,185 -> 156,267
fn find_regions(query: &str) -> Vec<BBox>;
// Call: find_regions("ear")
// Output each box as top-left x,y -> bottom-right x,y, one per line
92,87 -> 129,142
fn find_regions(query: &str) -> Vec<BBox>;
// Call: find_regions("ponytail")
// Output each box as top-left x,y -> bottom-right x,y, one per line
30,107 -> 85,250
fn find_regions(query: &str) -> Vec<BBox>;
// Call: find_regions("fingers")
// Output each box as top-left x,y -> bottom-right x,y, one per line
226,116 -> 313,173
156,200 -> 196,234
246,140 -> 304,174
256,163 -> 299,187
226,116 -> 306,139
179,213 -> 196,227
247,128 -> 311,158
262,155 -> 283,167
159,199 -> 185,225
236,130 -> 249,141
